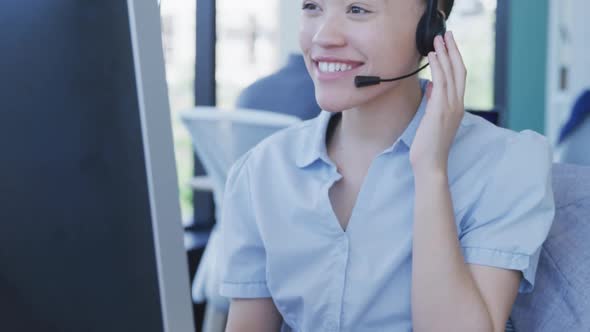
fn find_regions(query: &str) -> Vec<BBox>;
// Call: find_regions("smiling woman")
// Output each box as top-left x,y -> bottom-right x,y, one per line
220,0 -> 554,331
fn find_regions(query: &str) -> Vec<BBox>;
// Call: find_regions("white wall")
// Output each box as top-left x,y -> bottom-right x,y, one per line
570,0 -> 590,96
278,0 -> 302,65
546,0 -> 590,153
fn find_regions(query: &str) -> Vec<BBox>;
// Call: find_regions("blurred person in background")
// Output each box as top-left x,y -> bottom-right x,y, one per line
558,89 -> 590,166
236,52 -> 321,120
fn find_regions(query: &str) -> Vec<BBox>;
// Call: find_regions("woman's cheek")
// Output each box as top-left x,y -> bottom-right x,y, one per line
298,19 -> 315,51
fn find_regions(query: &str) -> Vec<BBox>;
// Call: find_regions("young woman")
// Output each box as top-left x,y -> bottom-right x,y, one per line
219,0 -> 555,331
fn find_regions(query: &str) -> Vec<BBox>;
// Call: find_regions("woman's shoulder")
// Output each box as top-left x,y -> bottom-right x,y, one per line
448,112 -> 553,195
458,112 -> 552,163
235,115 -> 320,173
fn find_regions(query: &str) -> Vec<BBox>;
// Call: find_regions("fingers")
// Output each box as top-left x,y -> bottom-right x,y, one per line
433,34 -> 456,104
427,51 -> 444,105
444,31 -> 467,101
425,81 -> 433,100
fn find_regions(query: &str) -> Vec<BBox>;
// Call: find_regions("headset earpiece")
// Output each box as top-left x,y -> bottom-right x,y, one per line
416,1 -> 447,57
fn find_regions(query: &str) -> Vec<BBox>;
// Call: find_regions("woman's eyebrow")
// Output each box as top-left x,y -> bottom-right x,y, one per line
364,0 -> 387,8
352,0 -> 383,7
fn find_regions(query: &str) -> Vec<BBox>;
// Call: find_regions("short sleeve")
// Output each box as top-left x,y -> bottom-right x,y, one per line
459,130 -> 556,293
218,151 -> 271,299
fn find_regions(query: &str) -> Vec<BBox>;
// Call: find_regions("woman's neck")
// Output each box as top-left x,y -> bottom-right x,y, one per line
330,78 -> 424,158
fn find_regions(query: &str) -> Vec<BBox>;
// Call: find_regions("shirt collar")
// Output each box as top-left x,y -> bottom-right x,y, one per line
295,109 -> 333,168
296,79 -> 455,168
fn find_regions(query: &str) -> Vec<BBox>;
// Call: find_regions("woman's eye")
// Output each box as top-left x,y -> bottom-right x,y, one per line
302,3 -> 318,11
348,5 -> 370,14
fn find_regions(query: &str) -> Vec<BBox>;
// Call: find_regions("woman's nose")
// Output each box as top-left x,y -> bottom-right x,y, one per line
312,15 -> 347,48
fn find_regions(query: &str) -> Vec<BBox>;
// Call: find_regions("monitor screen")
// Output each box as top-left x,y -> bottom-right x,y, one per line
0,1 -> 194,331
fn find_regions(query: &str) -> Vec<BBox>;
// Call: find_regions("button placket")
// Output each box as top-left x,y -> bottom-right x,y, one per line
339,236 -> 348,252
333,235 -> 349,332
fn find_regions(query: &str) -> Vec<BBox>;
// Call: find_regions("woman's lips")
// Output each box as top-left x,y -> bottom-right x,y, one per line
313,61 -> 365,82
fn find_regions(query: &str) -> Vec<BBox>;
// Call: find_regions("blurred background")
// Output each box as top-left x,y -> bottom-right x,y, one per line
161,0 -> 589,225
161,0 -> 589,330
2,1 -> 588,331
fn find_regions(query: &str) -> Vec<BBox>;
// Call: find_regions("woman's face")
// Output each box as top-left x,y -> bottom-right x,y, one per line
299,0 -> 425,112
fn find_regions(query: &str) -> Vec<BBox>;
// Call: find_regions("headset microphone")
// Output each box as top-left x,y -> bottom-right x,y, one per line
354,63 -> 431,88
354,0 -> 446,88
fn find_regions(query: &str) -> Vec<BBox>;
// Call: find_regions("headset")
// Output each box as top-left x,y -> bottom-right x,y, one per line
354,0 -> 447,88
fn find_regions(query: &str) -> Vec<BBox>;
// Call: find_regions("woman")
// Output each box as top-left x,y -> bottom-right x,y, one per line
219,0 -> 555,331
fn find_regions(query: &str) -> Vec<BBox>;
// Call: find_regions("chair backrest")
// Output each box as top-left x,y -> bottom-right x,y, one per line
468,109 -> 500,126
559,119 -> 590,166
511,162 -> 590,331
180,106 -> 302,220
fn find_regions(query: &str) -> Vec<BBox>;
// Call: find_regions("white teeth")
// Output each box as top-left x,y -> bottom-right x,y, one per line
318,61 -> 354,73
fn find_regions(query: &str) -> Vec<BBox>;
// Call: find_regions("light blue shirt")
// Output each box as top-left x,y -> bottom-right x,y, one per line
219,80 -> 556,331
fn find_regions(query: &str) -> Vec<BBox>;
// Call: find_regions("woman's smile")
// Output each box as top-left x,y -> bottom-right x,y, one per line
312,55 -> 365,82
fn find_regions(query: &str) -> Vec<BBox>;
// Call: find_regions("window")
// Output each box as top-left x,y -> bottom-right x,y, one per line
160,0 -> 196,222
421,0 -> 498,111
216,0 -> 281,108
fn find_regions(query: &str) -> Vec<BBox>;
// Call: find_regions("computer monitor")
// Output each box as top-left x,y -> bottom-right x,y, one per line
0,1 -> 194,331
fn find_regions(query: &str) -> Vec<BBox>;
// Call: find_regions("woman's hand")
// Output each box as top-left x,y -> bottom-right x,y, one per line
409,31 -> 466,176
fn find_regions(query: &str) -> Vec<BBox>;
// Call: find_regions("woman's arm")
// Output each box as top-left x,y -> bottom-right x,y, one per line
225,298 -> 283,332
412,171 -> 520,332
409,32 -> 520,332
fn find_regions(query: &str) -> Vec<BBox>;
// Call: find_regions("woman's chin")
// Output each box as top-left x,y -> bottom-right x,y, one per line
317,97 -> 354,113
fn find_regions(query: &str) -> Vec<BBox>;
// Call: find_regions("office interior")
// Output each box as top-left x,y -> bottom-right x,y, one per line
1,0 -> 589,331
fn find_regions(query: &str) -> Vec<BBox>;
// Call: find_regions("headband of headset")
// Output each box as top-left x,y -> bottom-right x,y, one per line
416,0 -> 447,57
